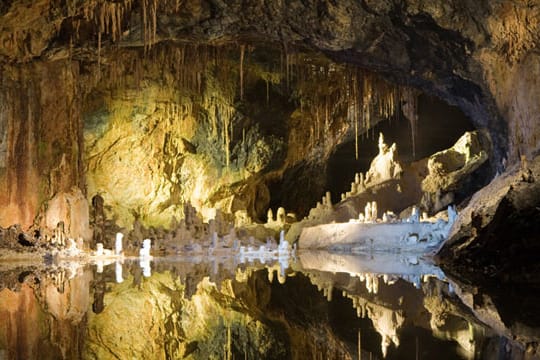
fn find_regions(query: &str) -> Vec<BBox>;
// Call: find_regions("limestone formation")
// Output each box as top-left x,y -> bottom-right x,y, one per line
139,239 -> 152,258
422,131 -> 489,212
364,133 -> 403,187
41,187 -> 92,243
115,233 -> 123,256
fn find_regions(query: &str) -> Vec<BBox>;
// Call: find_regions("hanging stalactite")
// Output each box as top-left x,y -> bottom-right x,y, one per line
401,87 -> 420,159
240,44 -> 245,101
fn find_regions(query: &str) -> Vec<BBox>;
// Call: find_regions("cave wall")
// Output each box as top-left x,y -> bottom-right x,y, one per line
81,44 -> 379,227
0,61 -> 84,230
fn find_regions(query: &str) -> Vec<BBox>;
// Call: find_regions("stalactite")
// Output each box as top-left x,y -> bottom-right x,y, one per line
401,88 -> 419,159
266,79 -> 270,106
97,31 -> 102,76
142,0 -> 149,51
286,52 -> 290,90
316,106 -> 321,140
240,44 -> 245,101
351,69 -> 359,160
152,0 -> 157,46
325,96 -> 329,132
363,74 -> 372,133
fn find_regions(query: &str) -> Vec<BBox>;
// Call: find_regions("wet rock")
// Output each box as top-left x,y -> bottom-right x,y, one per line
439,154 -> 540,283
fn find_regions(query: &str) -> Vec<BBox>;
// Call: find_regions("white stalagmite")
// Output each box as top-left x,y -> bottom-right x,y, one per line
409,206 -> 420,223
267,208 -> 274,223
371,201 -> 378,222
115,232 -> 123,255
140,239 -> 152,258
96,243 -> 104,257
365,202 -> 372,222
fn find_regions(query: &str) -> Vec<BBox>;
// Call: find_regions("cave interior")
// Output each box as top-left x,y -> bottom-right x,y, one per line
1,0 -> 540,358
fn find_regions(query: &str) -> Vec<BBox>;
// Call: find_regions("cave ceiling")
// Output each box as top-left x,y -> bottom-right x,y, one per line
2,0 -> 540,159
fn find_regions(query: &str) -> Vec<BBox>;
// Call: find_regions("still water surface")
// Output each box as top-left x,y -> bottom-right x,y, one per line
0,251 -> 538,359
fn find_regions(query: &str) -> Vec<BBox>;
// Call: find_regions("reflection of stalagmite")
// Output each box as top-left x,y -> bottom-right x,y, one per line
115,261 -> 123,283
267,268 -> 274,283
369,303 -> 404,358
322,285 -> 333,302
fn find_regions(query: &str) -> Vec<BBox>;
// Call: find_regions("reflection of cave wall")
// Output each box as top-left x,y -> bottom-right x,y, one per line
326,95 -> 475,204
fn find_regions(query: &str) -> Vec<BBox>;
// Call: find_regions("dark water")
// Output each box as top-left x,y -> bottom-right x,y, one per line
0,252 -> 538,360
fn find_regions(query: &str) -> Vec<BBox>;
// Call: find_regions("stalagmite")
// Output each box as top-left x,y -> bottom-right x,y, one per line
325,191 -> 332,208
140,238 -> 152,258
96,243 -> 104,257
115,232 -> 123,255
371,201 -> 378,221
267,208 -> 274,223
276,207 -> 286,224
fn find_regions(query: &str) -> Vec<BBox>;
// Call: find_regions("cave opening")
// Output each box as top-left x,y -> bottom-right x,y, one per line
325,94 -> 476,205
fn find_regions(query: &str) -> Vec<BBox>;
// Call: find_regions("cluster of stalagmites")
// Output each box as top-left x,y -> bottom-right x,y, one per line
286,130 -> 488,243
0,191 -> 298,263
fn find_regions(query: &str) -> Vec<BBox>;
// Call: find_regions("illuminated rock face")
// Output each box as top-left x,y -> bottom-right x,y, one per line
80,44 -> 399,228
439,152 -> 540,276
421,130 -> 490,212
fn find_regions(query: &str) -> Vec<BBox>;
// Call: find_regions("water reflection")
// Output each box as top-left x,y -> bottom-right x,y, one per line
0,252 -> 538,359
